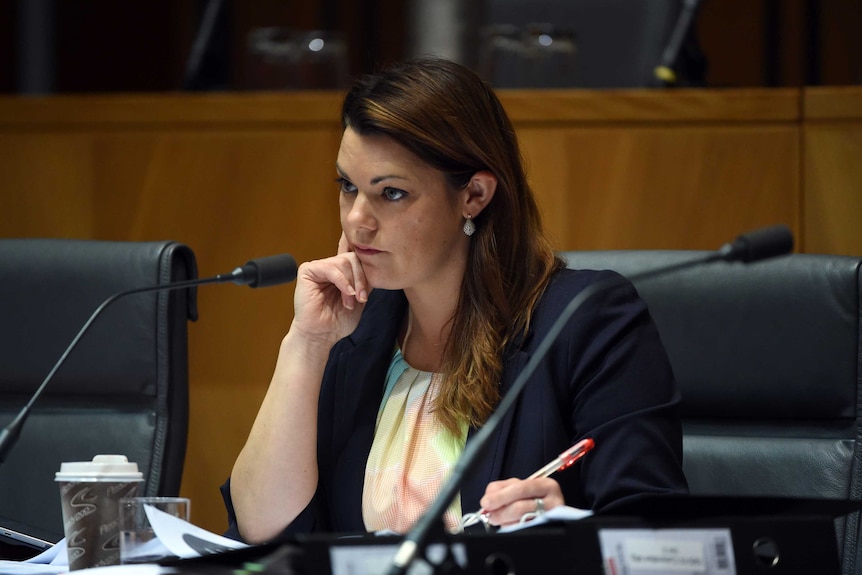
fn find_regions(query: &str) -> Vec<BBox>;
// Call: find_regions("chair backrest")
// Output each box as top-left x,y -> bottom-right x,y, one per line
0,239 -> 198,543
485,0 -> 705,88
561,250 -> 862,574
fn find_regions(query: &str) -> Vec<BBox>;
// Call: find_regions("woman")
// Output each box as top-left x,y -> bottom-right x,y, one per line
223,57 -> 687,543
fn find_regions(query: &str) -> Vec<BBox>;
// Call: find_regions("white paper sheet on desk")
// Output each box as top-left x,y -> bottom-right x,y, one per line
0,538 -> 66,575
0,512 -> 247,575
497,505 -> 593,532
144,505 -> 247,559
0,559 -> 65,575
0,545 -> 166,575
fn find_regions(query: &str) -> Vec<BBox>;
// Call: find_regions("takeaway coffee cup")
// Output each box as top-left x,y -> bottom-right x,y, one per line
55,455 -> 144,570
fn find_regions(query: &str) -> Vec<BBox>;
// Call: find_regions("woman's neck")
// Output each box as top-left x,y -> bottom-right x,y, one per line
400,292 -> 457,373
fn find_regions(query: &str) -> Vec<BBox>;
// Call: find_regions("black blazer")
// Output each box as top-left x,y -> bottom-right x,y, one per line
223,268 -> 687,539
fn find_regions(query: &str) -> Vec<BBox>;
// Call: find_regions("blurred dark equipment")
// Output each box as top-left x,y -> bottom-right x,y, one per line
405,0 -> 484,71
16,0 -> 55,94
245,28 -> 349,91
654,0 -> 704,86
485,0 -> 707,88
183,0 -> 230,90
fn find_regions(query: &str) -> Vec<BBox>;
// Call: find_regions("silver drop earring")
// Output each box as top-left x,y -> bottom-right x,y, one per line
463,215 -> 476,236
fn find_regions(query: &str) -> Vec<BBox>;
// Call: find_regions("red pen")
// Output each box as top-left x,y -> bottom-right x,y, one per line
526,437 -> 595,479
458,437 -> 596,531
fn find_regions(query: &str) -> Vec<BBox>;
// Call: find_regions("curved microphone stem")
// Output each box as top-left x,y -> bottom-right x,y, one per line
387,225 -> 793,575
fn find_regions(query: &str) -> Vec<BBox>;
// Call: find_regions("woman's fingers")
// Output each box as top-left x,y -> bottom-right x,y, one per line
302,258 -> 356,302
345,252 -> 369,304
295,249 -> 370,317
289,237 -> 370,345
479,477 -> 565,527
335,234 -> 369,306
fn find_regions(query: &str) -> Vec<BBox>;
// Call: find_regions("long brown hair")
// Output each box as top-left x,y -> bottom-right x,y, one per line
342,57 -> 563,434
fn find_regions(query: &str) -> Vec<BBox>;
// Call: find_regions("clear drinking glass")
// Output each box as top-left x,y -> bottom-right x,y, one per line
119,497 -> 191,564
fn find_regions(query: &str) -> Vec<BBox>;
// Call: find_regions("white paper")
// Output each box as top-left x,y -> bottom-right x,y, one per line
0,538 -> 68,575
498,505 -> 594,532
143,505 -> 247,559
68,566 -> 164,575
24,539 -> 66,566
0,561 -> 66,575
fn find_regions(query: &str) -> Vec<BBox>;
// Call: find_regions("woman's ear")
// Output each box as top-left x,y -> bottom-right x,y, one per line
463,171 -> 497,217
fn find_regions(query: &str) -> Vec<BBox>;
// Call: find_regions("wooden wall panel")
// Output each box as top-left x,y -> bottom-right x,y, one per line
500,88 -> 801,251
0,134 -> 96,238
803,124 -> 862,255
803,87 -> 862,255
521,125 -> 799,251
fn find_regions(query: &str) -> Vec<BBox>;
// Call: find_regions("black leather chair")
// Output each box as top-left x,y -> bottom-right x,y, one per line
561,250 -> 862,574
0,239 -> 197,545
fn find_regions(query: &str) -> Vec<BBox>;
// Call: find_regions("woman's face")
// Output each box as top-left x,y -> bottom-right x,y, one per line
336,127 -> 470,294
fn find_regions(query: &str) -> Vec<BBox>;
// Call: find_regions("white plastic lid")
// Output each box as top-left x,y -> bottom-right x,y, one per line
54,454 -> 144,482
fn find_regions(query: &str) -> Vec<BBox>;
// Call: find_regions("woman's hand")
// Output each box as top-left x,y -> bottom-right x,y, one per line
290,233 -> 370,344
479,477 -> 565,527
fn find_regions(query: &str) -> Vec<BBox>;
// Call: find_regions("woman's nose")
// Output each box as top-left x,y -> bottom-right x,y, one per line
345,193 -> 376,229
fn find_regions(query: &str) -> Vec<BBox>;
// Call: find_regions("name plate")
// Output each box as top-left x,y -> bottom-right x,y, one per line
599,528 -> 735,575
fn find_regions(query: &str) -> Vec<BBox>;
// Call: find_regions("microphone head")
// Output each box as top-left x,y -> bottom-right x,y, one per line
233,254 -> 298,288
722,224 -> 794,263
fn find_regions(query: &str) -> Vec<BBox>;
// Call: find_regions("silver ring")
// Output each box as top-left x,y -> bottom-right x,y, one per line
535,498 -> 545,515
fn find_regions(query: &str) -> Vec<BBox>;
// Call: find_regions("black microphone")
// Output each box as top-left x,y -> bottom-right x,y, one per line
654,0 -> 703,86
718,225 -> 794,263
231,254 -> 299,288
387,224 -> 793,575
0,253 -> 298,466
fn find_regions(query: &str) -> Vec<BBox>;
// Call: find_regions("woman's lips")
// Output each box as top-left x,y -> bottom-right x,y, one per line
352,244 -> 381,256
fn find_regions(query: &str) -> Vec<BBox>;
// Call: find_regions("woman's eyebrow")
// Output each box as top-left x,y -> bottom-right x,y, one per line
336,164 -> 408,186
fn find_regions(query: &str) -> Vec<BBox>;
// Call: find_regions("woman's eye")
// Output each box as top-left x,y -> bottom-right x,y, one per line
336,177 -> 357,194
383,187 -> 407,201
